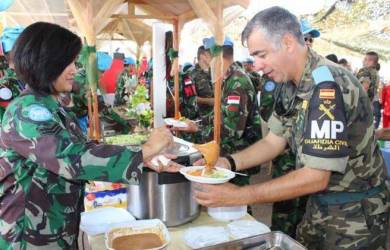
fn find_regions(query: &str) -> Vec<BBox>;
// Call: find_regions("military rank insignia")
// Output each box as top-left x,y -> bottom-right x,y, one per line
302,66 -> 349,158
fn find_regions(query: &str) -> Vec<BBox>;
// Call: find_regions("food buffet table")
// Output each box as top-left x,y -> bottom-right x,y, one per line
87,211 -> 258,250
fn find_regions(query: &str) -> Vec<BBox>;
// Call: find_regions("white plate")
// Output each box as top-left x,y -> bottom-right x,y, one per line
227,220 -> 271,239
180,166 -> 235,184
164,118 -> 188,128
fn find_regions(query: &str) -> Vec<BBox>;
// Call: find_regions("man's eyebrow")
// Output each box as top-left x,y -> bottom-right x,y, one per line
250,50 -> 265,57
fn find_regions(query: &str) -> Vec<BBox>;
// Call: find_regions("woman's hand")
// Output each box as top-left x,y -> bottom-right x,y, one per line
141,126 -> 173,159
169,120 -> 199,133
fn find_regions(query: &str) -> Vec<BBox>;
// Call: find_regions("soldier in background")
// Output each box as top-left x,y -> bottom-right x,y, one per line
300,19 -> 320,48
191,45 -> 213,118
114,57 -> 136,106
243,57 -> 262,92
356,51 -> 381,128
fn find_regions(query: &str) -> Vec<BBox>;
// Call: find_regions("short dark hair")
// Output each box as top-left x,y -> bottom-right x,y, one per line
366,51 -> 379,64
338,58 -> 348,65
197,45 -> 210,59
13,22 -> 82,95
222,45 -> 233,60
326,54 -> 338,63
241,6 -> 304,48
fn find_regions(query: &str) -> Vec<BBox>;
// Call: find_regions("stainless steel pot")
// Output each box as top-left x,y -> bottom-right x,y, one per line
127,152 -> 201,227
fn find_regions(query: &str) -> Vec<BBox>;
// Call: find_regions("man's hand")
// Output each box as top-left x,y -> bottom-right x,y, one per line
193,183 -> 244,207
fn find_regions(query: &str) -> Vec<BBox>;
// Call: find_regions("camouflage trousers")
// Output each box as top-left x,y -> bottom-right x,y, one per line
271,150 -> 307,238
296,195 -> 389,250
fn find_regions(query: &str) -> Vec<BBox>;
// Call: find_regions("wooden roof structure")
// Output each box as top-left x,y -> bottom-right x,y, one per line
1,0 -> 250,142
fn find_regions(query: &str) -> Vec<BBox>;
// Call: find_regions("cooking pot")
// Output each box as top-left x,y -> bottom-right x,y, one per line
127,148 -> 201,227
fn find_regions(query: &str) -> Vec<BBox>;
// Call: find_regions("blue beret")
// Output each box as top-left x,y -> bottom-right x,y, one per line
96,52 -> 112,71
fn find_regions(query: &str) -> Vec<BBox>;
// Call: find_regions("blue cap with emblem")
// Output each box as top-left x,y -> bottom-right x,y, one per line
300,19 -> 320,38
1,26 -> 24,53
96,52 -> 113,71
124,57 -> 135,65
203,36 -> 234,49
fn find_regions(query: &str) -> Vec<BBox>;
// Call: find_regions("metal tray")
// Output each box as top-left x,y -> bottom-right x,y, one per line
195,231 -> 306,250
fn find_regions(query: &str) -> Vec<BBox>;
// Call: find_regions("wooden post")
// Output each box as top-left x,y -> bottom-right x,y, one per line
67,0 -> 100,140
213,0 -> 223,144
172,19 -> 181,119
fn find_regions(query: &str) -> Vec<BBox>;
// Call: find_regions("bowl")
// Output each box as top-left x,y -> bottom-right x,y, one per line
207,206 -> 247,221
180,166 -> 235,184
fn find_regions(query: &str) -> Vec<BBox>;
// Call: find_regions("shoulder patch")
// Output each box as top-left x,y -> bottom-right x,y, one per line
302,81 -> 349,158
312,66 -> 335,85
26,104 -> 53,122
264,80 -> 276,92
227,95 -> 240,104
0,87 -> 12,100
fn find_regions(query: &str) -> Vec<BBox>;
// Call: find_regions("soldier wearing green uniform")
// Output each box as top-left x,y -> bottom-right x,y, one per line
356,51 -> 380,103
190,45 -> 213,118
243,58 -> 262,92
0,22 -> 175,249
193,7 -> 389,250
114,57 -> 136,106
180,38 -> 261,186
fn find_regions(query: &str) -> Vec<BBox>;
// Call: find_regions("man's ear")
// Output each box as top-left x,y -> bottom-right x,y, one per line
281,33 -> 296,53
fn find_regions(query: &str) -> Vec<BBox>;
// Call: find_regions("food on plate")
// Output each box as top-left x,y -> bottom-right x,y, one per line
105,133 -> 149,145
112,233 -> 163,250
193,141 -> 220,174
188,168 -> 228,178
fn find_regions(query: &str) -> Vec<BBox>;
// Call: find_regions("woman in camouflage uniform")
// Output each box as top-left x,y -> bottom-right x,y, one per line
0,22 -> 176,250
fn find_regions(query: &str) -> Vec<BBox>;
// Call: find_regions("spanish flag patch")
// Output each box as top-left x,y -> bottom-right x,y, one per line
319,89 -> 335,99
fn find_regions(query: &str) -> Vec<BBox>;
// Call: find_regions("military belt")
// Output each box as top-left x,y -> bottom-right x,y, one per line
315,184 -> 386,206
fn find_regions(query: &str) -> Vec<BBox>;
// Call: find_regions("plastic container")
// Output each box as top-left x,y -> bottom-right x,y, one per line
207,206 -> 247,221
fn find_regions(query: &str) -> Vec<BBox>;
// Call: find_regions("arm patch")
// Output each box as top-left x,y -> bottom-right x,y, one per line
302,80 -> 349,158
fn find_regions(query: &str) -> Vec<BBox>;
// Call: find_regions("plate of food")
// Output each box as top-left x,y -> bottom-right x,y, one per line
164,117 -> 188,128
180,166 -> 235,184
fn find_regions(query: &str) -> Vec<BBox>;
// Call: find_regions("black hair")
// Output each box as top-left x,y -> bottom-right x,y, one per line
338,58 -> 348,65
326,54 -> 338,63
12,22 -> 81,95
366,51 -> 379,64
222,45 -> 234,60
197,45 -> 210,59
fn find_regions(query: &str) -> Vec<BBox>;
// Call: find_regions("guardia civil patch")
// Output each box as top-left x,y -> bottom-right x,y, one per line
27,104 -> 53,122
264,80 -> 276,92
302,79 -> 349,158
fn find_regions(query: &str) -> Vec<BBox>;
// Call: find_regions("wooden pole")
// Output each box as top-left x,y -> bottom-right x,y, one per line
213,0 -> 223,144
173,19 -> 181,119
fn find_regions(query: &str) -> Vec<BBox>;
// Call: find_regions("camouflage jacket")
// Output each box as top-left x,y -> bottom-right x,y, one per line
179,68 -> 199,120
114,70 -> 134,107
190,64 -> 213,117
268,48 -> 389,211
201,63 -> 262,155
356,66 -> 379,102
0,69 -> 25,120
0,90 -> 143,249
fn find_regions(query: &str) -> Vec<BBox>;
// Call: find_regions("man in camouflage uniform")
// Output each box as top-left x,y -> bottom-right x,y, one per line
243,58 -> 262,92
114,57 -> 136,106
191,46 -> 213,118
193,7 -> 389,250
199,39 -> 261,186
356,51 -> 381,128
259,79 -> 307,238
179,63 -> 198,120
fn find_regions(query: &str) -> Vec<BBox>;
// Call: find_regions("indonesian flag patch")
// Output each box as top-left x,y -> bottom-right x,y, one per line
184,78 -> 192,85
227,95 -> 240,104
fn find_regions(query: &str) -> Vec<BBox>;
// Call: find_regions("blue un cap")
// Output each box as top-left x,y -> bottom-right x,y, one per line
202,36 -> 234,49
300,19 -> 320,38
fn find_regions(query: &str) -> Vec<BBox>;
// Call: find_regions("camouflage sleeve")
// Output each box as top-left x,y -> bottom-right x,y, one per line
356,68 -> 375,101
191,70 -> 213,98
268,113 -> 290,139
220,80 -> 253,148
1,103 -> 143,184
